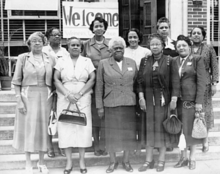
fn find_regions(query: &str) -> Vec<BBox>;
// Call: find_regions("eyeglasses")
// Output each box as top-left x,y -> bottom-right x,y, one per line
31,40 -> 43,44
150,43 -> 161,47
50,33 -> 61,37
113,47 -> 124,50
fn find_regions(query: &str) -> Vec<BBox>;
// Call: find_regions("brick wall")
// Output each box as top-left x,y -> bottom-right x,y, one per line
188,0 -> 207,35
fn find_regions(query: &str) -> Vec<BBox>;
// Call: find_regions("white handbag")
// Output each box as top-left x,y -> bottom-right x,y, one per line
48,111 -> 57,136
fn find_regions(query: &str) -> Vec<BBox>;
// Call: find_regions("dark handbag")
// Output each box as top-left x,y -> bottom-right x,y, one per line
163,109 -> 182,134
192,111 -> 207,139
58,103 -> 87,126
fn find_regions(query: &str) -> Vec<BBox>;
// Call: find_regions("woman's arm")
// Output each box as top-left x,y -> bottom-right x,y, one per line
53,69 -> 77,104
195,55 -> 206,110
73,71 -> 95,100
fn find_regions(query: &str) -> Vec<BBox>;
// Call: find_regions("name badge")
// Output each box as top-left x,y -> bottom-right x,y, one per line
187,62 -> 192,66
128,67 -> 133,71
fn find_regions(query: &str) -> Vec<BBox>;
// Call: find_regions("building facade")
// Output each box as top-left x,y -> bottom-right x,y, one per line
0,0 -> 219,58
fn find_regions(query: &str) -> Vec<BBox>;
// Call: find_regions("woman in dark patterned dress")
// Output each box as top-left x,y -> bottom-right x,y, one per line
190,26 -> 219,152
137,33 -> 179,172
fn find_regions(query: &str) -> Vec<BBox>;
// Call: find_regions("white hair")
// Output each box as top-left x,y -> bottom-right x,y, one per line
108,36 -> 126,50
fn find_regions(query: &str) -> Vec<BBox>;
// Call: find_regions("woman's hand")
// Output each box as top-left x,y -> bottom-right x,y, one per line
139,98 -> 146,112
170,100 -> 177,110
17,96 -> 27,115
212,84 -> 217,96
195,104 -> 203,112
67,94 -> 78,104
97,108 -> 104,119
170,96 -> 177,110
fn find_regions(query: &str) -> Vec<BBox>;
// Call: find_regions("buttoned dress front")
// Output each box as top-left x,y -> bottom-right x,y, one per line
55,55 -> 95,148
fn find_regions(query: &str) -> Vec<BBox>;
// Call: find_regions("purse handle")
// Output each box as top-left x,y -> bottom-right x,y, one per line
65,102 -> 81,114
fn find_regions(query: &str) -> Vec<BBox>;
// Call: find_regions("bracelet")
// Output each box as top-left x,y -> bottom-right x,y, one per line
15,94 -> 21,98
79,91 -> 84,96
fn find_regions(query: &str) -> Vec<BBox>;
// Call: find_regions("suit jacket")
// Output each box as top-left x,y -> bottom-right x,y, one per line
12,52 -> 55,87
81,36 -> 112,69
95,57 -> 137,108
137,54 -> 178,105
172,54 -> 206,104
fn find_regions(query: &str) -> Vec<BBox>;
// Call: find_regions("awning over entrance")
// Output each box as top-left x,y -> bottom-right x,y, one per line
5,0 -> 58,11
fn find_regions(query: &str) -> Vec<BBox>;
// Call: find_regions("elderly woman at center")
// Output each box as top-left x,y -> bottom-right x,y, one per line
96,36 -> 137,173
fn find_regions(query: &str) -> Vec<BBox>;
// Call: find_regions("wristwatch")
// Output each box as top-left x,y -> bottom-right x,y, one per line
79,92 -> 84,96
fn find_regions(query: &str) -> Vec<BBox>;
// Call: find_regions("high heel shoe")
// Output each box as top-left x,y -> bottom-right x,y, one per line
189,160 -> 196,170
122,161 -> 133,172
138,160 -> 154,172
106,162 -> 119,173
37,162 -> 49,174
174,158 -> 188,168
156,161 -> 165,172
63,167 -> 73,174
202,143 -> 209,153
80,168 -> 87,174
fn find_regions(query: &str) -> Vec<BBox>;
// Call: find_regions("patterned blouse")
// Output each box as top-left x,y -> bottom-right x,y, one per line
192,43 -> 219,85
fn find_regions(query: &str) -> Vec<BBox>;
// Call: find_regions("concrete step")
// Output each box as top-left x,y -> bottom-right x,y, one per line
0,102 -> 16,114
0,139 -> 95,155
0,90 -> 16,102
0,146 -> 219,170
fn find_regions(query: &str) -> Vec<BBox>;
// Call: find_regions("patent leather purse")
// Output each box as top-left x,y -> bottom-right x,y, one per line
58,103 -> 87,126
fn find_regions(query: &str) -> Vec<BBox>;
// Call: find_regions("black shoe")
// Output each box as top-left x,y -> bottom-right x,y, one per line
106,162 -> 118,173
166,147 -> 173,151
100,150 -> 108,156
202,144 -> 209,153
47,150 -> 55,158
138,160 -> 154,172
122,161 -> 133,172
189,160 -> 196,170
80,168 -> 87,174
94,150 -> 102,156
156,161 -> 165,172
174,158 -> 188,168
63,167 -> 72,174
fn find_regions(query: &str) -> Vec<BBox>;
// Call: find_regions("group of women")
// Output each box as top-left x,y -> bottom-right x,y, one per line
12,16 -> 218,174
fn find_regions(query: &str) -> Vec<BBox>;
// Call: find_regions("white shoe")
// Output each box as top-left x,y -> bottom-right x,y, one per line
25,166 -> 33,174
37,162 -> 49,174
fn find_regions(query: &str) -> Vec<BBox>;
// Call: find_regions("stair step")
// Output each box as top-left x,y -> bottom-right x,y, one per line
0,90 -> 16,102
0,103 -> 16,114
0,139 -> 95,155
0,146 -> 219,170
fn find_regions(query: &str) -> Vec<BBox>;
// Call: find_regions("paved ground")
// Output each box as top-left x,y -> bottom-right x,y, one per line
1,160 -> 220,174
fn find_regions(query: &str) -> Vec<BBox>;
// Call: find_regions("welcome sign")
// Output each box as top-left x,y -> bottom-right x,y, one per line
62,2 -> 119,39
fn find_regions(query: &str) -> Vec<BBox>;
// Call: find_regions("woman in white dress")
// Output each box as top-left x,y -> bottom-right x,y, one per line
54,37 -> 95,174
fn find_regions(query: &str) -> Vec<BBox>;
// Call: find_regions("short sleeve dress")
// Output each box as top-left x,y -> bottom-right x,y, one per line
55,55 -> 95,148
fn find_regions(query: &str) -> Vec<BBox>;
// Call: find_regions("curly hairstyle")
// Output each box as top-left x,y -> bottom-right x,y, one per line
45,27 -> 60,39
124,28 -> 143,46
26,32 -> 47,48
89,16 -> 108,34
66,36 -> 84,52
176,35 -> 192,47
148,33 -> 165,48
156,17 -> 170,30
190,26 -> 206,40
